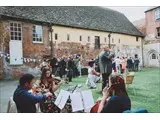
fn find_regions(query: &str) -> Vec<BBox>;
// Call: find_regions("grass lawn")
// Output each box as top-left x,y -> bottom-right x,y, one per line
58,68 -> 160,113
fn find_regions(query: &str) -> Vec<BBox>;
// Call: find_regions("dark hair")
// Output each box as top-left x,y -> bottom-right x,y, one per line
109,74 -> 128,96
88,61 -> 94,67
117,56 -> 119,58
40,68 -> 52,82
19,74 -> 34,86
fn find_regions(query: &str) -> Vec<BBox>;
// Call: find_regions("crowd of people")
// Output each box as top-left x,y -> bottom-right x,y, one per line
11,46 -> 144,113
40,55 -> 82,83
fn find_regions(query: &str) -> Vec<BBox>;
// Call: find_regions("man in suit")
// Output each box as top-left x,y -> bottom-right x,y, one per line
95,46 -> 115,92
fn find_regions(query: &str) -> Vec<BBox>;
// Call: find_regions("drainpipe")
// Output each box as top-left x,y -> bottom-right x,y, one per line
141,37 -> 144,68
49,26 -> 54,58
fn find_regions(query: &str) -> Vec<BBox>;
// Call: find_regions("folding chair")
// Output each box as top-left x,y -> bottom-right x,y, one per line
7,97 -> 17,113
125,72 -> 136,95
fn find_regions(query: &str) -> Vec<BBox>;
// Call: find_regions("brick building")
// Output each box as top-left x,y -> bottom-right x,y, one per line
0,6 -> 144,79
133,6 -> 160,67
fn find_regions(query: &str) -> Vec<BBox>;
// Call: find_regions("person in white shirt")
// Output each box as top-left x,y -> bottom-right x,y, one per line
86,61 -> 100,89
115,57 -> 121,73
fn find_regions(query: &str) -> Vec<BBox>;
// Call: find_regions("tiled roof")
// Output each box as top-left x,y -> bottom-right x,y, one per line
0,6 -> 144,37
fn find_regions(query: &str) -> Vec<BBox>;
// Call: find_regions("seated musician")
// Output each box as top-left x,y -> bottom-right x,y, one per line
36,68 -> 64,112
13,74 -> 52,113
36,68 -> 64,95
98,74 -> 131,113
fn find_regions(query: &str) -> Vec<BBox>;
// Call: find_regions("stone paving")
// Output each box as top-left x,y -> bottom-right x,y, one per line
0,80 -> 18,113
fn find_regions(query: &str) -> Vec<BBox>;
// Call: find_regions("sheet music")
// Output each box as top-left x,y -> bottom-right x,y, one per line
81,90 -> 94,110
54,90 -> 70,110
70,92 -> 84,112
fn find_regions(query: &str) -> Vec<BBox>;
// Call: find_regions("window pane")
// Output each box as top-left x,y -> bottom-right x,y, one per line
152,54 -> 156,59
11,36 -> 14,40
10,23 -> 13,26
80,36 -> 82,41
18,27 -> 21,32
18,24 -> 21,27
18,37 -> 21,40
39,38 -> 42,41
11,32 -> 14,36
18,33 -> 21,37
55,34 -> 58,40
14,23 -> 17,27
35,26 -> 42,35
10,27 -> 13,31
15,37 -> 17,40
15,32 -> 17,36
33,29 -> 35,33
14,27 -> 17,31
35,34 -> 38,38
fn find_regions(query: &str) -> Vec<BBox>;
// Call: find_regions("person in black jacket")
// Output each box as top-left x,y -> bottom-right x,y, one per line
50,57 -> 58,75
58,56 -> 67,78
66,56 -> 74,82
127,57 -> 133,72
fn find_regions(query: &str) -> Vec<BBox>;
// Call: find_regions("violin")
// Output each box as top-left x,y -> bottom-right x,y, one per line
32,82 -> 60,113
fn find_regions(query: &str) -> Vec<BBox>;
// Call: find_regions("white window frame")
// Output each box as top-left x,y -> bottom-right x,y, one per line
155,9 -> 160,20
9,22 -> 22,41
32,25 -> 43,43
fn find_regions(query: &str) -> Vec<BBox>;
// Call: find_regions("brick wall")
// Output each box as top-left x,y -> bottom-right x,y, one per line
22,22 -> 50,61
145,8 -> 160,37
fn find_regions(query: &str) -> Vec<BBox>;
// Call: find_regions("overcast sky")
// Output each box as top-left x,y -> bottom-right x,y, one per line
105,7 -> 150,22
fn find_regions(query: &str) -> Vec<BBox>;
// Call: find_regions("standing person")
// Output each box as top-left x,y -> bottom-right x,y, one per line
95,46 -> 115,92
121,57 -> 127,74
78,56 -> 82,77
73,56 -> 79,77
13,74 -> 52,113
115,57 -> 121,73
66,56 -> 74,82
134,57 -> 140,72
97,74 -> 131,113
58,56 -> 67,78
127,57 -> 132,72
50,57 -> 58,75
112,58 -> 116,73
131,57 -> 135,71
86,61 -> 100,89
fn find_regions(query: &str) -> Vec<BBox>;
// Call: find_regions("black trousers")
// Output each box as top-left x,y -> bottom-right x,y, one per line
135,65 -> 139,72
102,73 -> 110,91
67,69 -> 73,82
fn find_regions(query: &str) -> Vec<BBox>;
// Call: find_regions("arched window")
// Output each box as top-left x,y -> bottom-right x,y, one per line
152,53 -> 156,59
